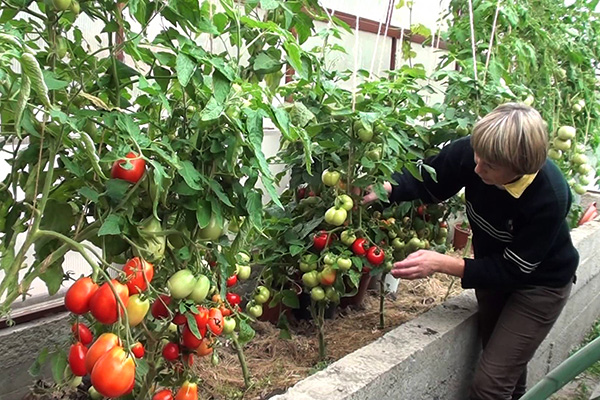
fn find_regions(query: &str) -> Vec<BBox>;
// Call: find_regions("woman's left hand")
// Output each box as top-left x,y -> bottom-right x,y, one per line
391,250 -> 465,280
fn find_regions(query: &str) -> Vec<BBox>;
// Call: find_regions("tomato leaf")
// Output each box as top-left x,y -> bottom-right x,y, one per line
237,320 -> 256,345
50,349 -> 67,384
206,178 -> 234,207
176,53 -> 195,88
422,163 -> 437,183
245,190 -> 263,230
177,160 -> 203,190
213,70 -> 230,103
134,358 -> 149,385
200,97 -> 224,121
39,259 -> 65,295
29,347 -> 49,377
196,200 -> 211,229
373,182 -> 390,203
98,214 -> 123,236
78,187 -> 100,203
104,179 -> 131,202
280,289 -> 299,309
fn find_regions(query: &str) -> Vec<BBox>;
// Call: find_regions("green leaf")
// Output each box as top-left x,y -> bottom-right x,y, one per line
281,289 -> 299,308
176,53 -> 196,87
29,347 -> 49,377
177,160 -> 203,190
272,106 -> 291,140
42,70 -> 69,90
201,97 -> 224,121
373,182 -> 390,203
260,0 -> 279,10
422,163 -> 437,183
196,199 -> 211,229
98,214 -> 123,236
253,52 -> 283,74
404,163 -> 423,182
245,190 -> 263,230
40,260 -> 65,295
289,244 -> 303,256
206,178 -> 234,207
50,350 -> 67,384
40,199 -> 76,234
212,71 -> 230,103
104,179 -> 131,202
238,320 -> 256,345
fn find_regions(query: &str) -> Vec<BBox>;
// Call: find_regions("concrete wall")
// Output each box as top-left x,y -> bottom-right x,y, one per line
273,216 -> 600,400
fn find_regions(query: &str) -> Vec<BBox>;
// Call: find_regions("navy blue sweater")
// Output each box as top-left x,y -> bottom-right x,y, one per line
390,137 -> 579,289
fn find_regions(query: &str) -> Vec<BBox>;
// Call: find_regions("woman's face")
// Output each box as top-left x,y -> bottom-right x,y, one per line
474,153 -> 520,186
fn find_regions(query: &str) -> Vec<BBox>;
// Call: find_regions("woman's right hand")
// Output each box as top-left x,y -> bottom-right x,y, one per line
362,181 -> 392,204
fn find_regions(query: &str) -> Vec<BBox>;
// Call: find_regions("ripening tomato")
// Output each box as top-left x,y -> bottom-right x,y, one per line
123,257 -> 154,294
89,280 -> 129,324
85,333 -> 121,374
91,346 -> 135,398
71,322 -> 93,346
195,338 -> 213,357
151,295 -> 171,320
69,342 -> 88,376
162,342 -> 180,361
153,389 -> 174,400
175,381 -> 198,400
182,324 -> 203,349
65,277 -> 98,315
131,342 -> 144,358
126,294 -> 150,327
193,306 -> 209,330
111,152 -> 146,184
172,313 -> 187,325
207,308 -> 223,336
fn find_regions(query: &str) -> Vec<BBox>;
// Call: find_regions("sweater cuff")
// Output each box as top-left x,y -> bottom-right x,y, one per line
460,258 -> 479,289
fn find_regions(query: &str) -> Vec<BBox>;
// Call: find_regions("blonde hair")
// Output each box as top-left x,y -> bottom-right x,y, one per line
471,103 -> 548,175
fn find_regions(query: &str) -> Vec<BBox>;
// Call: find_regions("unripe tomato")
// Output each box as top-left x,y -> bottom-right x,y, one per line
340,230 -> 357,246
89,280 -> 129,325
162,342 -> 180,361
123,257 -> 154,294
52,0 -> 71,11
253,286 -> 270,304
69,0 -> 80,14
167,269 -> 197,299
324,206 -> 347,226
153,389 -> 174,400
336,194 -> 354,211
85,333 -> 121,373
68,342 -> 88,376
126,294 -> 150,327
188,274 -> 211,302
198,215 -> 224,240
357,128 -> 373,142
151,295 -> 171,319
553,138 -> 571,152
310,287 -> 325,301
131,342 -> 145,358
111,152 -> 146,184
319,267 -> 336,286
548,148 -> 562,160
302,271 -> 319,288
65,277 -> 98,315
337,257 -> 352,271
91,347 -> 135,398
88,386 -> 102,400
236,265 -> 252,280
222,317 -> 236,334
326,287 -> 340,303
321,169 -> 341,187
299,253 -> 319,272
557,126 -> 576,140
175,381 -> 198,400
71,322 -> 93,346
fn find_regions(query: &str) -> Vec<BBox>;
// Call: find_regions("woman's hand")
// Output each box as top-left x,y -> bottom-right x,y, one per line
362,181 -> 392,204
391,250 -> 465,280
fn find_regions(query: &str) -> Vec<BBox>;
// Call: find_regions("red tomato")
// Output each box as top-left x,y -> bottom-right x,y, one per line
313,230 -> 334,251
193,306 -> 209,329
226,292 -> 241,306
366,246 -> 385,265
220,305 -> 232,317
68,342 -> 88,376
172,313 -> 187,325
151,295 -> 171,319
439,221 -> 448,229
131,342 -> 144,358
174,381 -> 198,400
207,307 -> 223,336
111,152 -> 146,184
89,280 -> 129,324
417,204 -> 426,217
162,342 -> 180,361
351,238 -> 368,256
85,333 -> 121,374
226,274 -> 238,287
153,389 -> 174,400
182,325 -> 203,349
71,322 -> 93,346
123,257 -> 154,294
91,346 -> 135,398
195,338 -> 213,357
64,277 -> 98,315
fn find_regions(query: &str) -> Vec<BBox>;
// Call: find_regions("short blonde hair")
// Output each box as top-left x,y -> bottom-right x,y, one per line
471,103 -> 548,175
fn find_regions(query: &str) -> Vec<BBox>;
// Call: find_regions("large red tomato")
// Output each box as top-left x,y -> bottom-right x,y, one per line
207,307 -> 223,336
85,333 -> 121,373
68,342 -> 88,376
123,257 -> 154,294
153,389 -> 174,400
111,152 -> 146,184
182,325 -> 203,349
151,294 -> 171,319
91,347 -> 135,398
64,277 -> 98,315
89,280 -> 129,324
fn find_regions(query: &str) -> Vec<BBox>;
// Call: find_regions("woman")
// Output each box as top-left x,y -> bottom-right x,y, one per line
365,103 -> 579,399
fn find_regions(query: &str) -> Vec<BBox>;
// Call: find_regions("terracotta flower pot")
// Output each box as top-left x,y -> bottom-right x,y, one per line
453,222 -> 471,250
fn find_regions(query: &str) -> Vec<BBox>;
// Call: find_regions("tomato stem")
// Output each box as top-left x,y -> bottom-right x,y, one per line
378,273 -> 386,329
231,334 -> 252,388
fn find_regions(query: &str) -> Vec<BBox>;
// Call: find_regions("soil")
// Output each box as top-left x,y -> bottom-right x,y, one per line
23,274 -> 464,400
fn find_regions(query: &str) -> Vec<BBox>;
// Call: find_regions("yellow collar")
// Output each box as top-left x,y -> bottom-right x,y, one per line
502,173 -> 538,198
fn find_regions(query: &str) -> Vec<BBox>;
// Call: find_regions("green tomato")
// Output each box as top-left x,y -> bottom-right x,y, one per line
336,194 -> 354,211
188,274 -> 211,303
237,251 -> 251,264
322,170 -> 341,187
52,0 -> 71,11
366,147 -> 382,161
337,257 -> 352,271
167,269 -> 197,299
557,126 -> 576,140
578,164 -> 591,175
548,148 -> 562,161
247,303 -> 263,318
237,265 -> 252,280
299,254 -> 318,272
56,38 -> 68,58
571,154 -> 588,166
384,261 -> 393,273
310,286 -> 326,301
341,230 -> 357,246
254,286 -> 270,304
553,139 -> 571,152
579,175 -> 591,186
126,294 -> 150,327
392,238 -> 405,250
407,237 -> 425,251
168,323 -> 178,333
573,183 -> 587,195
323,253 -> 337,265
325,287 -> 340,304
456,125 -> 469,135
574,143 -> 586,154
523,94 -> 534,106
198,215 -> 224,241
572,103 -> 583,113
69,376 -> 83,389
88,387 -> 103,400
70,0 -> 80,14
223,317 -> 236,334
302,271 -> 319,288
324,206 -> 347,226
357,128 -> 374,143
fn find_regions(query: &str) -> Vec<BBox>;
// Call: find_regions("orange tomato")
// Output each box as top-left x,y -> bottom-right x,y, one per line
64,277 -> 98,315
174,381 -> 198,400
91,347 -> 135,398
89,280 -> 129,324
195,337 -> 213,357
85,333 -> 121,373
123,257 -> 154,294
